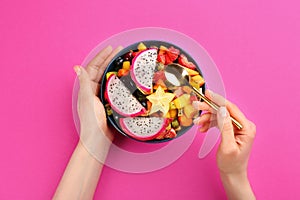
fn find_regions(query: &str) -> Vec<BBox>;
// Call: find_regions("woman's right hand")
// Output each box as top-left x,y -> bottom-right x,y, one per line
74,46 -> 123,161
193,90 -> 256,199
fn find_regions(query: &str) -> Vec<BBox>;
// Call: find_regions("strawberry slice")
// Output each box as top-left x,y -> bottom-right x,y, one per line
164,128 -> 177,139
165,54 -> 173,64
166,46 -> 180,62
157,46 -> 180,65
178,54 -> 196,70
157,54 -> 166,64
157,46 -> 167,64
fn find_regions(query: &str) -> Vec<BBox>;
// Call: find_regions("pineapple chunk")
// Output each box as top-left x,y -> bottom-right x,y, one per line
166,123 -> 171,130
178,114 -> 193,126
169,109 -> 178,119
190,75 -> 205,90
165,111 -> 171,119
184,104 -> 198,118
122,61 -> 131,70
184,67 -> 199,76
172,94 -> 190,109
106,71 -> 117,80
169,101 -> 177,110
159,45 -> 168,52
137,42 -> 147,51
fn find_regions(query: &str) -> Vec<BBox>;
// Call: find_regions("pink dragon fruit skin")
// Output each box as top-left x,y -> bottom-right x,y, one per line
130,48 -> 158,94
119,117 -> 168,141
106,74 -> 146,117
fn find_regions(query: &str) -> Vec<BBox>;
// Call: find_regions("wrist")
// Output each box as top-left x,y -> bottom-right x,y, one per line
76,141 -> 103,164
79,129 -> 112,163
220,171 -> 256,200
220,171 -> 249,186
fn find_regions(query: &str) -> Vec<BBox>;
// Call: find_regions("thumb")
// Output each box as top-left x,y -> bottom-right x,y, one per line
217,106 -> 236,146
74,65 -> 93,98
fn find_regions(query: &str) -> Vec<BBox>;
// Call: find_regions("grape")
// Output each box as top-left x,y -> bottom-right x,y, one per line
140,100 -> 147,108
123,51 -> 133,62
114,56 -> 124,70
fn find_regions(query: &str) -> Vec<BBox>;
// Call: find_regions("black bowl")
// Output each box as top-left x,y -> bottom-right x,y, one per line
99,40 -> 205,143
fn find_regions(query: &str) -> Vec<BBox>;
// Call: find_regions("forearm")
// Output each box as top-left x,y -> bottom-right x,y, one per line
220,172 -> 256,200
53,141 -> 106,200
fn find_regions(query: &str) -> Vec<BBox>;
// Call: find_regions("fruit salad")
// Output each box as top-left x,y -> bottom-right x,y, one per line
104,42 -> 205,141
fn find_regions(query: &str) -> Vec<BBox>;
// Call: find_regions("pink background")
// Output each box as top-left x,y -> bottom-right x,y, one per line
1,0 -> 299,199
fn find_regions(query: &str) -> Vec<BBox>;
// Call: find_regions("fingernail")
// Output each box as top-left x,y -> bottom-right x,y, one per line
208,89 -> 214,98
117,45 -> 123,49
192,101 -> 201,109
219,106 -> 227,118
105,45 -> 113,52
198,127 -> 204,133
74,65 -> 81,76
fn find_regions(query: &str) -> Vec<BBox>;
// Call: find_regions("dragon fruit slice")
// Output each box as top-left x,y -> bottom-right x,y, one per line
131,48 -> 158,94
106,74 -> 146,117
120,117 -> 168,141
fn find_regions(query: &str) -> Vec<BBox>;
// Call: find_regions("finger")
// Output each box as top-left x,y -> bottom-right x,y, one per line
206,89 -> 226,107
198,120 -> 217,133
225,100 -> 248,129
91,81 -> 100,94
74,65 -> 94,99
198,122 -> 210,133
193,113 -> 216,125
217,106 -> 236,146
95,46 -> 123,83
192,101 -> 216,113
204,89 -> 213,99
207,90 -> 248,128
86,46 -> 113,81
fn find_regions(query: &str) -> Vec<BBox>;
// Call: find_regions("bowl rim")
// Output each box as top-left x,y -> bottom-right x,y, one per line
99,40 -> 206,143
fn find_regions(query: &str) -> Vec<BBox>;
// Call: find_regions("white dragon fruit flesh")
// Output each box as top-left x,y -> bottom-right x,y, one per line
119,117 -> 168,141
130,48 -> 158,94
106,74 -> 146,117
